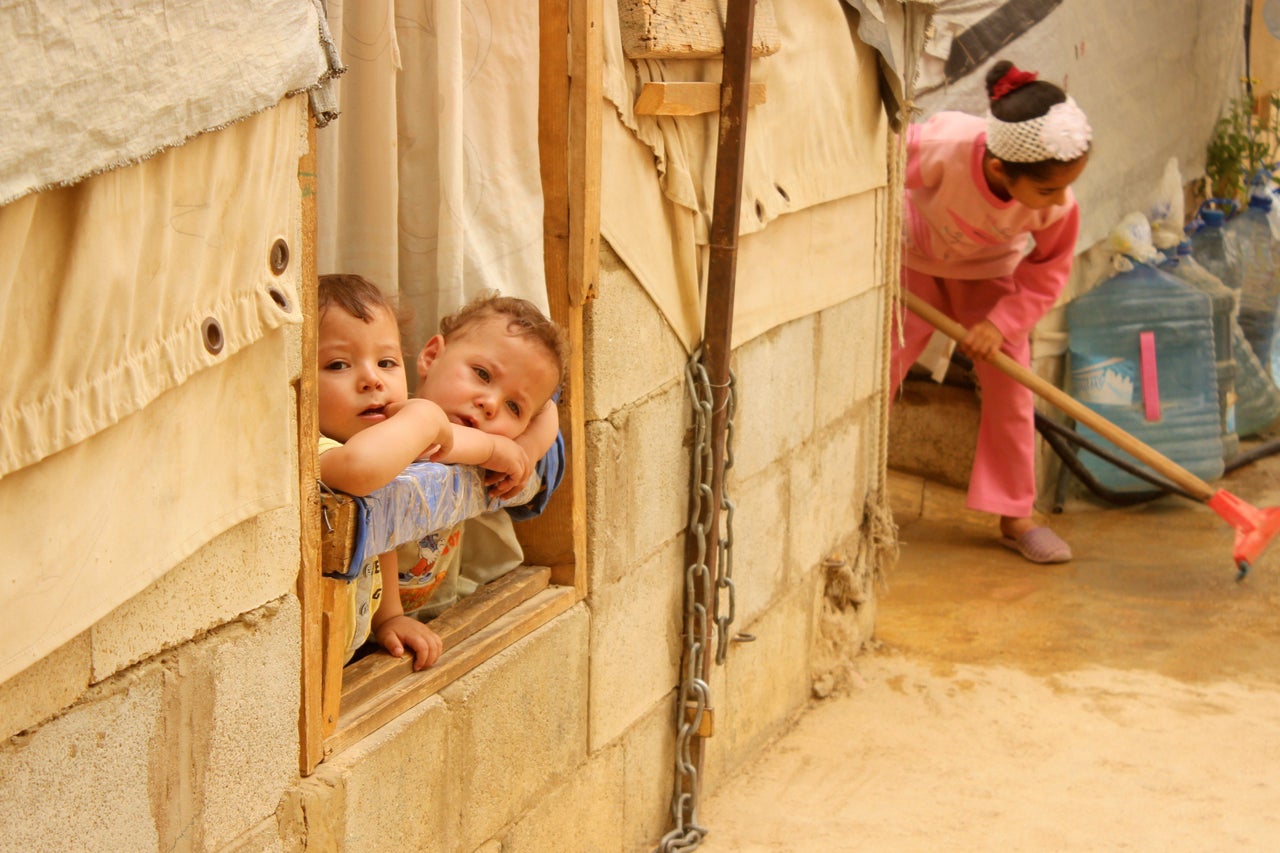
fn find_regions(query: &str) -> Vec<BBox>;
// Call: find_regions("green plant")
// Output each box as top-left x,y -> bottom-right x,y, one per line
1205,85 -> 1280,206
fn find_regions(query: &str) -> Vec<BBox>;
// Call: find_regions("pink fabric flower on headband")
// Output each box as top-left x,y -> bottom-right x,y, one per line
992,66 -> 1038,100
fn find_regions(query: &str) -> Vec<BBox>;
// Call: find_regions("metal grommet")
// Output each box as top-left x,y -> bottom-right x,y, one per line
269,239 -> 289,275
201,317 -> 224,355
267,285 -> 292,313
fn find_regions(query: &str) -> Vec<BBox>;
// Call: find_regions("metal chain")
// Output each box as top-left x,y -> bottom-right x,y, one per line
714,373 -> 736,664
660,350 -> 737,852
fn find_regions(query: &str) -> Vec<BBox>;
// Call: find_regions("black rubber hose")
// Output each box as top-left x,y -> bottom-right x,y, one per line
1224,436 -> 1280,473
1034,412 -> 1198,504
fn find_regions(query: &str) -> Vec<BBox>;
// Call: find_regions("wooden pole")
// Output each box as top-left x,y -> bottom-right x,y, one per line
685,0 -> 757,777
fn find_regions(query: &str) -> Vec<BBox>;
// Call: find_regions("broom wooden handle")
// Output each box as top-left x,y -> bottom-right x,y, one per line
900,291 -> 1217,502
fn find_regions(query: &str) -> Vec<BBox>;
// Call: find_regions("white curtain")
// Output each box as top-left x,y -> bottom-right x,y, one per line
316,0 -> 549,357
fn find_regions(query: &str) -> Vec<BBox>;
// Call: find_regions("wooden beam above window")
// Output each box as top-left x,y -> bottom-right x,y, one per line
634,81 -> 767,116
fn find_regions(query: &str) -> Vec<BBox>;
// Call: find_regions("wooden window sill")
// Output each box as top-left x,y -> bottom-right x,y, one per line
324,566 -> 576,758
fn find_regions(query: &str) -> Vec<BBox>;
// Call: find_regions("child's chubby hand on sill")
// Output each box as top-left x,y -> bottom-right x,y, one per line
481,436 -> 533,500
374,614 -> 444,671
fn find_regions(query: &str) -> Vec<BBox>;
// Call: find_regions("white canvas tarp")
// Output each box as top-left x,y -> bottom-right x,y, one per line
0,96 -> 309,684
0,0 -> 335,207
912,0 -> 1246,254
601,0 -> 890,351
0,1 -> 334,683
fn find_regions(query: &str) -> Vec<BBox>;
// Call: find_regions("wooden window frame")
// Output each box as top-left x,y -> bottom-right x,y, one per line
296,0 -> 601,773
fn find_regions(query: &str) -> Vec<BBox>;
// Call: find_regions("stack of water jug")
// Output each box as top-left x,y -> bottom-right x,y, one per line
1067,182 -> 1280,493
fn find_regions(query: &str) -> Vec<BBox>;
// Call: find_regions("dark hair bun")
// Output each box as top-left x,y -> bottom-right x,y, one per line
985,60 -> 1015,100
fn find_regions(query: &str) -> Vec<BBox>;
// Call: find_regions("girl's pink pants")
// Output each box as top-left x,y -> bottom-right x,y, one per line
890,268 -> 1038,518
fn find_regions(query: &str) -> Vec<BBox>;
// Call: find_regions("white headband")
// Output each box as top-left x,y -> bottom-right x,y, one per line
985,96 -> 1092,163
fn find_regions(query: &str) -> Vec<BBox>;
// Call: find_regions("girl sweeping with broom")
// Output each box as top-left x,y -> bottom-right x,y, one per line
890,60 -> 1092,564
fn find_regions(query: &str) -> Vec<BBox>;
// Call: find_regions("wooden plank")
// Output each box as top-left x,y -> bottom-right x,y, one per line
296,114 -> 325,776
619,0 -> 779,60
326,586 -> 577,758
521,0 -> 595,596
634,81 -> 766,116
320,577 -> 347,739
338,566 -> 551,710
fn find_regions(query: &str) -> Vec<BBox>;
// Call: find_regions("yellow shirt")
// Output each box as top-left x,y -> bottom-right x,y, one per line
319,435 -> 383,661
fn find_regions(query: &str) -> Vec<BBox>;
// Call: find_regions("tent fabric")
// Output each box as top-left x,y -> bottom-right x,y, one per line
910,0 -> 1245,255
0,97 -> 307,684
0,328 -> 298,685
315,0 -> 549,358
0,0 -> 339,207
600,0 -> 889,352
0,100 -> 308,479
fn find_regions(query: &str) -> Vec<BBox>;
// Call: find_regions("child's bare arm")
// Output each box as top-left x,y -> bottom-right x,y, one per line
432,426 -> 531,488
516,399 -> 559,463
370,550 -> 443,671
320,398 -> 452,496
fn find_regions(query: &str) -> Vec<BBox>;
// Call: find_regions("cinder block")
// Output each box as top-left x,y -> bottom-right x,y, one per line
587,244 -> 688,422
710,579 -> 815,783
585,417 -> 630,588
0,630 -> 90,740
314,695 -> 454,853
789,417 -> 866,575
730,317 -> 817,481
589,539 -> 684,751
620,695 -> 679,852
720,463 -> 787,629
816,290 -> 886,428
501,742 -> 625,853
0,664 -> 165,851
620,382 -> 693,567
92,505 -> 301,681
887,378 -> 980,491
194,596 -> 302,851
444,604 -> 590,850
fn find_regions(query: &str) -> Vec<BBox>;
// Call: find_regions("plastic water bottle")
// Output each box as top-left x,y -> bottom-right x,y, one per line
1067,262 -> 1223,492
1188,206 -> 1242,291
1160,242 -> 1239,459
1227,191 -> 1280,378
1189,205 -> 1280,437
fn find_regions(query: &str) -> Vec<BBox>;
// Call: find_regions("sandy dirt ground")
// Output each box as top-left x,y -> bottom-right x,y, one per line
696,452 -> 1280,851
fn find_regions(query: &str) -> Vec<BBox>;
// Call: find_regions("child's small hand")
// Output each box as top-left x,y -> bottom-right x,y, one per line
482,436 -> 532,498
960,319 -> 1004,361
374,615 -> 444,671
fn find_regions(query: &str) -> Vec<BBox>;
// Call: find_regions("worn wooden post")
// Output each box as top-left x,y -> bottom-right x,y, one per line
686,0 -> 757,806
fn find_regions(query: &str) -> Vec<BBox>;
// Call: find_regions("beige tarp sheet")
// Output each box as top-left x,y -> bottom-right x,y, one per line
0,0 -> 334,208
602,0 -> 889,351
0,99 -> 307,683
913,0 -> 1246,253
315,0 -> 548,354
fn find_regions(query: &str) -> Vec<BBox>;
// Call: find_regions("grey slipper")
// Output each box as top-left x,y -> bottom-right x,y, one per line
999,526 -> 1073,564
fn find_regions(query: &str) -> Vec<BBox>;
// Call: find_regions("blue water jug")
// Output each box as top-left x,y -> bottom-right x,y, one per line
1227,192 -> 1280,378
1068,262 -> 1223,492
1188,206 -> 1242,291
1188,205 -> 1280,437
1160,242 -> 1239,459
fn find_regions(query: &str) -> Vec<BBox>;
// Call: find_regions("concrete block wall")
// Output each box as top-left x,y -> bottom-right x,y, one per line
0,595 -> 301,852
576,242 -> 885,832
